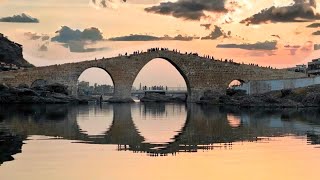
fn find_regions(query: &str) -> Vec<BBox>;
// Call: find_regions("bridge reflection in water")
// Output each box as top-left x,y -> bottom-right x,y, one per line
0,103 -> 320,160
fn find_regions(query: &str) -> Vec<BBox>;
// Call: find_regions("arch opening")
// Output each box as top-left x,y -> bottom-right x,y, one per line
226,79 -> 247,96
132,58 -> 190,102
77,67 -> 114,100
31,79 -> 48,88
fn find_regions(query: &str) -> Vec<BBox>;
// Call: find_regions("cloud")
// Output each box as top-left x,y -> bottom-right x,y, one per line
51,26 -> 103,43
91,0 -> 161,7
307,22 -> 320,27
301,41 -> 313,51
0,13 -> 39,23
91,0 -> 126,8
247,51 -> 276,57
161,34 -> 196,41
201,25 -> 229,40
312,30 -> 320,35
63,41 -> 108,53
241,0 -> 320,25
284,44 -> 301,55
38,44 -> 48,52
144,0 -> 229,21
200,23 -> 211,30
24,32 -> 49,41
271,34 -> 281,39
24,32 -> 41,40
217,41 -> 278,50
284,45 -> 301,48
41,35 -> 50,41
109,34 -> 160,41
51,26 -> 106,53
108,34 -> 195,41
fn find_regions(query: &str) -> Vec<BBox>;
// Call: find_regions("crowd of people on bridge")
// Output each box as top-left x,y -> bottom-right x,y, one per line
114,47 -> 276,70
141,85 -> 168,91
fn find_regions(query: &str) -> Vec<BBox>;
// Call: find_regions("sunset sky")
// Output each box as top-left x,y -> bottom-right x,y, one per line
1,0 -> 320,86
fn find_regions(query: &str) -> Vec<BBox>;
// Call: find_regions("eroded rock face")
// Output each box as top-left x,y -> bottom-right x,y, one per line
0,34 -> 33,68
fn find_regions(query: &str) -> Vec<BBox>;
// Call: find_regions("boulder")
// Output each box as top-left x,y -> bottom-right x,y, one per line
281,89 -> 292,98
44,83 -> 69,95
16,88 -> 39,97
226,89 -> 247,96
0,83 -> 9,92
17,83 -> 29,89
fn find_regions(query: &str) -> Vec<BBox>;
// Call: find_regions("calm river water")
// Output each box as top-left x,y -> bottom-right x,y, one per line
0,103 -> 320,180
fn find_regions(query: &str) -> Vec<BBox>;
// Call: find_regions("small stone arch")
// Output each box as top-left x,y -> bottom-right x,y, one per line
226,79 -> 247,96
227,79 -> 245,88
75,66 -> 115,97
30,79 -> 48,88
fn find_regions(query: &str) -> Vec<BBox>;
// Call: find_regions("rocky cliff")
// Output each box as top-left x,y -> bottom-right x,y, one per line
0,33 -> 33,68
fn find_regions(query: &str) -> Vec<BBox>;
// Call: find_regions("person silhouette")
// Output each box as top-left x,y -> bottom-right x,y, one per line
100,95 -> 103,103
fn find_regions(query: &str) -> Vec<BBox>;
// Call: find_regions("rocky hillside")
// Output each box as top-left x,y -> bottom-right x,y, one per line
0,33 -> 33,68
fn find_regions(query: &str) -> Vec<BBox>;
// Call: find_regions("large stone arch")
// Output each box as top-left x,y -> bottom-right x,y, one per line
131,56 -> 192,98
114,53 -> 224,102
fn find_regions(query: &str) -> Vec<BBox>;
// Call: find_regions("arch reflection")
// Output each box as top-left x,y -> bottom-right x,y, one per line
77,104 -> 113,136
227,114 -> 242,128
132,103 -> 187,144
1,104 -> 320,159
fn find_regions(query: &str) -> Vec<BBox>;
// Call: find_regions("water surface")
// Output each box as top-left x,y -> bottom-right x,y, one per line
0,103 -> 320,180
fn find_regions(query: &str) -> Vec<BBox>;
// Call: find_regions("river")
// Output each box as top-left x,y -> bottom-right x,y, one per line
0,103 -> 319,180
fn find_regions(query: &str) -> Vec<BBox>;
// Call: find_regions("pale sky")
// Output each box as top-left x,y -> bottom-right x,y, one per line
1,0 -> 320,87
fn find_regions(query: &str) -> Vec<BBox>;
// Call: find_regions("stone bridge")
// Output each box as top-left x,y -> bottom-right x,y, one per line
0,50 -> 306,102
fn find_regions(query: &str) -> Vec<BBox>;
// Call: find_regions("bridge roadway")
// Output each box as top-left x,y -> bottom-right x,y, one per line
0,49 -> 306,102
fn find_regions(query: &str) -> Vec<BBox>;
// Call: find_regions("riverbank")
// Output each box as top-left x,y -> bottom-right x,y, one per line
3,83 -> 320,107
197,85 -> 320,108
140,93 -> 186,103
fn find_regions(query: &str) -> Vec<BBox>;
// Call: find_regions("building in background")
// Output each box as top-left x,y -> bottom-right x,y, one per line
77,81 -> 114,96
286,64 -> 307,73
307,59 -> 320,76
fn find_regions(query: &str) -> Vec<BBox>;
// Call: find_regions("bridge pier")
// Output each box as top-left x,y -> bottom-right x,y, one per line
70,84 -> 78,97
108,84 -> 134,103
